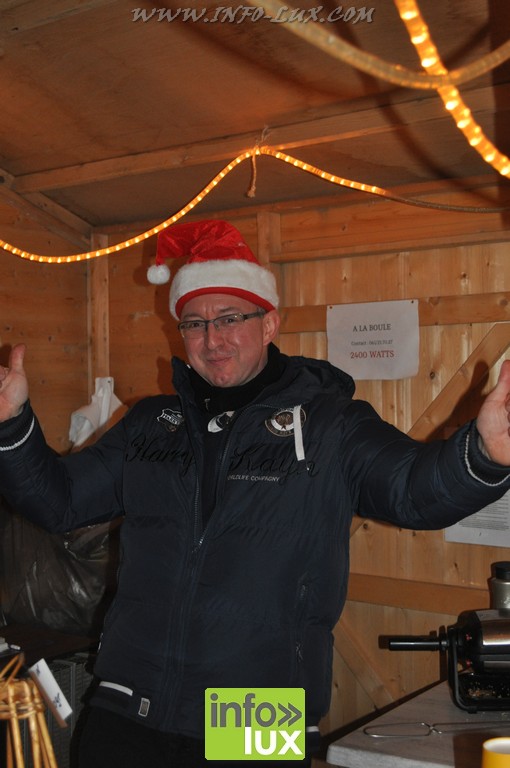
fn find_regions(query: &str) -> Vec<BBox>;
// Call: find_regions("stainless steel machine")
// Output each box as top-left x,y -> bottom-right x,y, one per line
386,608 -> 510,712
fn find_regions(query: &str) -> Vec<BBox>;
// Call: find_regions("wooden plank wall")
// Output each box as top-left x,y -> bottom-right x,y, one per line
0,201 -> 89,451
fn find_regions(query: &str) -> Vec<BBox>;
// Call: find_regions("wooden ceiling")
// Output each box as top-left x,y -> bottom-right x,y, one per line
1,0 -> 509,247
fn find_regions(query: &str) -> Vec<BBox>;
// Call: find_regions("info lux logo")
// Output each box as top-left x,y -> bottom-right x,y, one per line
205,688 -> 306,761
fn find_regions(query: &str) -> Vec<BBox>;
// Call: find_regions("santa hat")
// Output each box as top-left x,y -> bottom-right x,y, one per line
147,219 -> 279,319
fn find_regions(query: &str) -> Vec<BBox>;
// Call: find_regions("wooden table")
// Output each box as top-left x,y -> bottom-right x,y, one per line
327,682 -> 510,768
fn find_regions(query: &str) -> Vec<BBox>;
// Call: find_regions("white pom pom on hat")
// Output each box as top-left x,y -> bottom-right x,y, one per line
147,263 -> 171,285
147,219 -> 279,319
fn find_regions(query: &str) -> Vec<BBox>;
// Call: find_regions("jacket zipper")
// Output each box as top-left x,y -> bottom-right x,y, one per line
163,400 -> 296,724
193,401 -> 278,551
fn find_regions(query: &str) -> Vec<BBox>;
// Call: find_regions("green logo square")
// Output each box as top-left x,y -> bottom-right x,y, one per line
205,687 -> 306,761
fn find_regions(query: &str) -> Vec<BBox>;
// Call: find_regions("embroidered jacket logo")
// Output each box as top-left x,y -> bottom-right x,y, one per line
157,408 -> 184,432
265,407 -> 306,437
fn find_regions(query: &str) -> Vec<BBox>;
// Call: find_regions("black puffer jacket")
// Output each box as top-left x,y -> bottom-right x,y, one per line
0,352 -> 509,738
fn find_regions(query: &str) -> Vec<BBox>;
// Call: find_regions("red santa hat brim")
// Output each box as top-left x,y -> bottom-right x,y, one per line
171,258 -> 278,319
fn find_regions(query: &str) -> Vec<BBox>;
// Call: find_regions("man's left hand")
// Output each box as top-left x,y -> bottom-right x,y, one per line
476,359 -> 510,466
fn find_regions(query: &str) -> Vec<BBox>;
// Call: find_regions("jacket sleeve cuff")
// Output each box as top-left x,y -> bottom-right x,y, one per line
464,421 -> 510,487
0,401 -> 35,452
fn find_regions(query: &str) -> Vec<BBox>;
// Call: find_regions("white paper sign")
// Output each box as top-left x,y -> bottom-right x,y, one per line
444,491 -> 510,547
327,299 -> 419,380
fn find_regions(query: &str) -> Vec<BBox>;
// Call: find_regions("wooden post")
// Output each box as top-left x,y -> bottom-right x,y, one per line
87,233 -> 110,396
256,210 -> 281,274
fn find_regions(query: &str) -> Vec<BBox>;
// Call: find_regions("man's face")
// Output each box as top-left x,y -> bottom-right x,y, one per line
180,293 -> 280,388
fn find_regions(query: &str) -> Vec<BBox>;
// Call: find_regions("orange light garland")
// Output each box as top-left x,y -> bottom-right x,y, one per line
260,0 -> 510,178
1,147 -> 507,265
394,0 -> 510,177
260,0 -> 510,92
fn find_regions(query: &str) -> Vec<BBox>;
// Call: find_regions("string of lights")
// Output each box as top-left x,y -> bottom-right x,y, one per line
394,0 -> 510,177
260,0 -> 510,178
0,147 -> 507,265
260,0 -> 510,90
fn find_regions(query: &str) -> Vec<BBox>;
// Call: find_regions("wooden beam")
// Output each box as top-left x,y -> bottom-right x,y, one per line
408,323 -> 510,440
256,211 -> 283,301
256,211 -> 281,266
87,234 -> 110,393
347,573 -> 489,614
278,292 -> 510,335
21,192 -> 92,239
0,171 -> 91,249
275,229 -> 510,263
11,84 -> 508,194
333,615 -> 396,708
419,293 -> 510,326
274,196 -> 510,263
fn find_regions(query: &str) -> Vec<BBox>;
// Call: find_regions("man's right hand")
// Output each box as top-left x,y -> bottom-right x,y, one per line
0,344 -> 29,421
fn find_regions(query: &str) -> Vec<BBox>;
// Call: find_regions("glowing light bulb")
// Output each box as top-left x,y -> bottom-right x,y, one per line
411,32 -> 427,44
445,97 -> 459,111
456,116 -> 471,129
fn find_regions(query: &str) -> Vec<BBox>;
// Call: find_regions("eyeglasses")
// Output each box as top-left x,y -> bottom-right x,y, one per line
178,310 -> 266,339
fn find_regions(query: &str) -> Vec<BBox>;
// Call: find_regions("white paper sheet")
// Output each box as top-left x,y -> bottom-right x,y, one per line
327,299 -> 419,380
444,491 -> 510,547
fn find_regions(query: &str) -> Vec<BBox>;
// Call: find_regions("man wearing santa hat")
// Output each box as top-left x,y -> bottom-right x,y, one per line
1,219 -> 510,767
